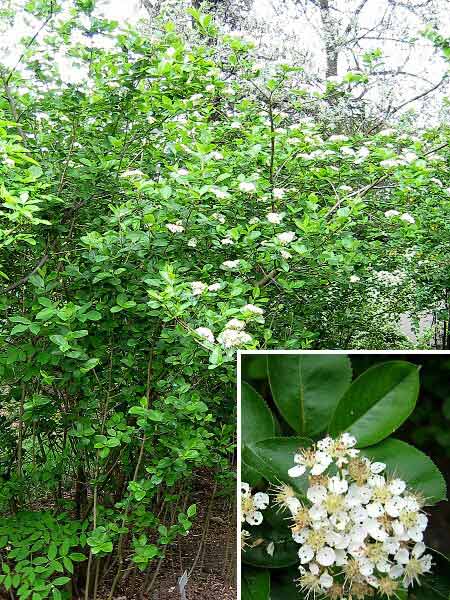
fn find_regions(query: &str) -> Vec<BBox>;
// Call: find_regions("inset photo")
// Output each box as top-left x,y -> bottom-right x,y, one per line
239,352 -> 450,600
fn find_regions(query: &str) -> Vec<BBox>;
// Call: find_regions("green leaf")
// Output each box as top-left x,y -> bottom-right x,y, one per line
361,438 -> 446,505
80,358 -> 100,373
242,382 -> 275,446
48,543 -> 58,561
242,437 -> 311,496
329,361 -> 419,447
69,553 -> 87,562
63,556 -> 73,573
11,324 -> 29,334
147,409 -> 164,422
243,506 -> 299,569
270,570 -> 301,599
52,576 -> 70,586
242,567 -> 270,600
268,354 -> 351,435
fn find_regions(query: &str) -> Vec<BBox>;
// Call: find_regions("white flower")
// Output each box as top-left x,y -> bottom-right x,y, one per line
378,128 -> 396,136
241,304 -> 264,315
380,159 -> 399,168
210,151 -> 223,160
239,181 -> 257,193
389,479 -> 407,496
166,46 -> 176,56
231,121 -> 241,129
194,327 -> 214,343
221,260 -> 240,270
299,545 -> 315,564
212,189 -> 230,200
208,283 -> 221,292
316,547 -> 336,567
277,231 -> 296,245
273,188 -> 285,199
307,485 -> 328,504
166,223 -> 184,233
319,572 -> 333,588
350,275 -> 360,283
385,209 -> 400,218
402,151 -> 418,163
212,211 -> 226,222
218,328 -> 252,348
281,250 -> 292,260
188,237 -> 197,248
241,482 -> 269,526
358,147 -> 370,158
328,135 -> 349,142
267,212 -> 283,224
191,281 -> 207,296
400,213 -> 415,224
328,476 -> 348,495
226,318 -> 246,330
120,169 -> 144,178
370,462 -> 386,474
341,146 -> 355,156
221,237 -> 234,245
177,168 -> 189,176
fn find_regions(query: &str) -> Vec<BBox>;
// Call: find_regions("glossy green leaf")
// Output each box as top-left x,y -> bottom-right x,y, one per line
329,361 -> 419,446
242,437 -> 311,496
268,354 -> 351,435
241,567 -> 270,600
243,507 -> 299,569
270,570 -> 302,599
361,438 -> 446,504
242,382 -> 275,446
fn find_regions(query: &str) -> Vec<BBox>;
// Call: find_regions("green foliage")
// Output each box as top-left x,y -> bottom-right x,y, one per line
242,566 -> 270,600
242,382 -> 275,446
268,354 -> 352,435
329,361 -> 420,446
0,512 -> 86,599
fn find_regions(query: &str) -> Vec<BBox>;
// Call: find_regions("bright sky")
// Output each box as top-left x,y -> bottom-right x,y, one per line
0,0 -> 448,121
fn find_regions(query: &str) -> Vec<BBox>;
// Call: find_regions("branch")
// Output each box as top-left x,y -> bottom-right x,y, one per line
4,253 -> 49,293
1,74 -> 28,143
344,0 -> 370,35
389,74 -> 448,116
5,2 -> 55,86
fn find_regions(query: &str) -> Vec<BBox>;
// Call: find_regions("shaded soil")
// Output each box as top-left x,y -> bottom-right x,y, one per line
103,472 -> 237,599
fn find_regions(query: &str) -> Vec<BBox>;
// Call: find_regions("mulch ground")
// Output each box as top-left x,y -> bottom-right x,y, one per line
109,471 -> 237,599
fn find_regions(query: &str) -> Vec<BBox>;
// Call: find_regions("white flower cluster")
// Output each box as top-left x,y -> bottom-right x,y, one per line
194,304 -> 263,349
217,318 -> 252,349
166,222 -> 184,233
278,433 -> 432,599
241,482 -> 269,526
384,210 -> 415,224
374,270 -> 406,287
277,231 -> 296,245
239,181 -> 257,193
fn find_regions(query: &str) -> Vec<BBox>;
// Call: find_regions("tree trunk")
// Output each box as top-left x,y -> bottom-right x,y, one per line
319,0 -> 339,77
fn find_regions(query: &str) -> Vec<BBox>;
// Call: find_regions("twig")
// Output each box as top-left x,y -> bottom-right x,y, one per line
4,253 -> 49,293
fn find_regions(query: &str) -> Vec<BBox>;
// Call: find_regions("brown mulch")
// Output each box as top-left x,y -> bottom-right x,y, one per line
110,471 -> 237,599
